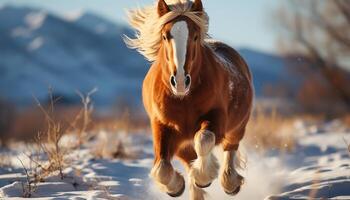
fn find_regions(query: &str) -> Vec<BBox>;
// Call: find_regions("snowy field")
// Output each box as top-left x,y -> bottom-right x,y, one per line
0,120 -> 349,200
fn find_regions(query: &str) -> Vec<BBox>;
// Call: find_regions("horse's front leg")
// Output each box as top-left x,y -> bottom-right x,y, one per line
150,120 -> 185,197
189,111 -> 223,188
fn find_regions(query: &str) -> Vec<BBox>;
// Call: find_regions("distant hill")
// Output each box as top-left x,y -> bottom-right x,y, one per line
0,5 -> 295,108
239,48 -> 299,96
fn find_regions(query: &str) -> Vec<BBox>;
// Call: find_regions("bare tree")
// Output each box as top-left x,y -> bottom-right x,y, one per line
274,0 -> 350,113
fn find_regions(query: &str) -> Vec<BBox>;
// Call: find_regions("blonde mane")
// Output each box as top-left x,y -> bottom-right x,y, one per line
124,0 -> 209,62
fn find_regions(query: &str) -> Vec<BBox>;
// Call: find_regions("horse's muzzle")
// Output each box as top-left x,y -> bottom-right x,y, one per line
170,74 -> 191,97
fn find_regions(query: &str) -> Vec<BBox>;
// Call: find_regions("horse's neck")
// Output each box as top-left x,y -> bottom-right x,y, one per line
197,44 -> 219,77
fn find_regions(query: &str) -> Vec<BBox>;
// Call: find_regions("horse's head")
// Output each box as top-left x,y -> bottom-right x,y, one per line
158,0 -> 203,97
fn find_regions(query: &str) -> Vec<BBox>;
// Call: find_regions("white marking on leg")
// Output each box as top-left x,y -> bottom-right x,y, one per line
221,150 -> 244,194
190,153 -> 219,186
189,175 -> 206,200
223,150 -> 245,171
194,130 -> 216,156
150,160 -> 184,194
223,150 -> 235,168
190,130 -> 219,186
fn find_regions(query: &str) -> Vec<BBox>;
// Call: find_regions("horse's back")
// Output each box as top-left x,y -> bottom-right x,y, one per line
205,39 -> 252,81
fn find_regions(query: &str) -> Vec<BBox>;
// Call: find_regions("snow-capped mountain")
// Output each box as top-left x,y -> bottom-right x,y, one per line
0,6 -> 147,107
0,5 -> 293,108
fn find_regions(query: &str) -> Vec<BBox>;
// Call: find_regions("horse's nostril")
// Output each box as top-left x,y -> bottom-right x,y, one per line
170,75 -> 177,88
185,75 -> 191,88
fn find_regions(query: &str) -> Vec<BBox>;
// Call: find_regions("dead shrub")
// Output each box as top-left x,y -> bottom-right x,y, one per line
68,88 -> 97,147
34,92 -> 66,180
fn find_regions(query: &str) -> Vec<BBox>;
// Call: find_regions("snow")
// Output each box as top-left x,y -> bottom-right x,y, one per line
63,9 -> 84,22
0,121 -> 349,199
27,37 -> 44,51
25,11 -> 47,30
11,27 -> 30,37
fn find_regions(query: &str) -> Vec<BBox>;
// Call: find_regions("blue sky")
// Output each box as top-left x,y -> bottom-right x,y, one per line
0,0 -> 280,53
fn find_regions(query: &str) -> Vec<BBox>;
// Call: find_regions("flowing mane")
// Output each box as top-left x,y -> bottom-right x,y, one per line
124,0 -> 209,62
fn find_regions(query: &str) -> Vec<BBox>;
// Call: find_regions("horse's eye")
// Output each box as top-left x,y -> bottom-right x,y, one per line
194,35 -> 198,41
163,35 -> 167,41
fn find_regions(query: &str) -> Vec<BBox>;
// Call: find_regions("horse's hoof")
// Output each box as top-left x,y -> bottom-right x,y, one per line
167,178 -> 185,197
225,185 -> 241,196
195,181 -> 211,188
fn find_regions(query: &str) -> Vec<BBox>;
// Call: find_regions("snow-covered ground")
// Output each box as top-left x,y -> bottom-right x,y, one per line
0,120 -> 349,200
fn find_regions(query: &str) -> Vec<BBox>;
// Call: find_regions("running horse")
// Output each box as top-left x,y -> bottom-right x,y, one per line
124,0 -> 253,199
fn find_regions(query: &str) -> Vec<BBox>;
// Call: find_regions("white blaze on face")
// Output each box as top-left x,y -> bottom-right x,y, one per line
170,21 -> 189,88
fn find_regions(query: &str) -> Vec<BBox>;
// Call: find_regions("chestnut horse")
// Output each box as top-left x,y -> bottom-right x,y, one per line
125,0 -> 253,199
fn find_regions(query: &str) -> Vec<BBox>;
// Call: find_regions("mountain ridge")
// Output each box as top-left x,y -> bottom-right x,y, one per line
0,5 -> 293,108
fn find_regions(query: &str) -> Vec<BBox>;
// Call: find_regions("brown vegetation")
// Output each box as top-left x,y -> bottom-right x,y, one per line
32,93 -> 68,180
0,101 -> 148,146
245,106 -> 296,152
68,89 -> 97,147
0,98 -> 16,145
91,132 -> 138,160
18,158 -> 38,198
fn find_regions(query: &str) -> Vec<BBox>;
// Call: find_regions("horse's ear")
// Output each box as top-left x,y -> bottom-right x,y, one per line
191,0 -> 203,12
157,0 -> 170,17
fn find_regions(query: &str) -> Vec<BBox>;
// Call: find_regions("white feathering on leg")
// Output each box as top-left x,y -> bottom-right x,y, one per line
189,175 -> 206,200
190,130 -> 219,187
220,150 -> 244,194
150,160 -> 184,194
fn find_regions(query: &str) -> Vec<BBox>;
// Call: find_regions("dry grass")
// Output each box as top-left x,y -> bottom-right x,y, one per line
17,158 -> 37,198
68,88 -> 97,147
245,106 -> 296,152
91,131 -> 138,160
1,96 -> 149,147
93,108 -> 149,134
17,145 -> 63,197
342,114 -> 350,129
17,146 -> 47,198
9,88 -> 99,197
0,154 -> 12,168
33,90 -> 66,180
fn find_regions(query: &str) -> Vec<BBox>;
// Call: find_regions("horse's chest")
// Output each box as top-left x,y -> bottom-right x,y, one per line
154,100 -> 200,134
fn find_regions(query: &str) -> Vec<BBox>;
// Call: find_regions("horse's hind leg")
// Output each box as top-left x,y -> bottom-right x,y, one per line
177,144 -> 205,200
189,129 -> 219,188
221,150 -> 244,195
220,128 -> 245,195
